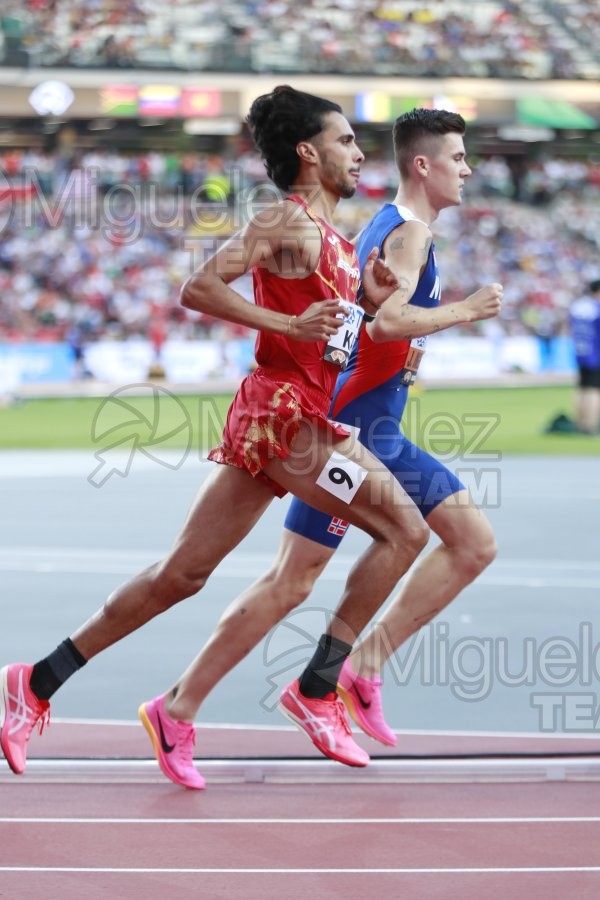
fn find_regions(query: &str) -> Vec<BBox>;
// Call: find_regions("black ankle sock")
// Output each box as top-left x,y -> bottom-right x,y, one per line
299,634 -> 352,699
29,638 -> 88,701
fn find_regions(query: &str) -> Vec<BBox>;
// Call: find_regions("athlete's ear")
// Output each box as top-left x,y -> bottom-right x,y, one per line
414,154 -> 429,178
296,141 -> 318,164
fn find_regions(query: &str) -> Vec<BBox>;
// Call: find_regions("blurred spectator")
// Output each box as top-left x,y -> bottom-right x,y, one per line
521,289 -> 562,369
65,323 -> 92,379
1,4 -> 27,66
2,146 -> 598,207
0,146 -> 599,353
569,279 -> 600,433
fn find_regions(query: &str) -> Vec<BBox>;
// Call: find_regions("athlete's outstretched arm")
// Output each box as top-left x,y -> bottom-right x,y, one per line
366,220 -> 502,342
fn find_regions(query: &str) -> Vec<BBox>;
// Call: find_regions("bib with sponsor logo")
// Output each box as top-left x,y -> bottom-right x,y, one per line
398,335 -> 427,385
323,301 -> 365,369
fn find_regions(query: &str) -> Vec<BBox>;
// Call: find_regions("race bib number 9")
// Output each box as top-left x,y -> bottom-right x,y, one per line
315,451 -> 368,504
323,301 -> 364,369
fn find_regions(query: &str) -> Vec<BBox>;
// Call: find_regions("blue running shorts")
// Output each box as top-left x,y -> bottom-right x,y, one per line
285,434 -> 464,549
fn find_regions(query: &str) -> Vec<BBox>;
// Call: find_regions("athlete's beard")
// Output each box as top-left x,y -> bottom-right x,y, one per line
337,179 -> 357,199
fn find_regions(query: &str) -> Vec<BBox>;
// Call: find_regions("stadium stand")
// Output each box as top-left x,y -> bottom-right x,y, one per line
0,0 -> 599,79
1,147 -> 598,350
0,1 -> 598,384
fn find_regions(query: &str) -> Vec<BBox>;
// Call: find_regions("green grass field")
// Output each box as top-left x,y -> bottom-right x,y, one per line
1,385 -> 598,455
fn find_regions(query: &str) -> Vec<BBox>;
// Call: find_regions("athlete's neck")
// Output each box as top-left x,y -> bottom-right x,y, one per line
290,184 -> 339,225
392,188 -> 438,227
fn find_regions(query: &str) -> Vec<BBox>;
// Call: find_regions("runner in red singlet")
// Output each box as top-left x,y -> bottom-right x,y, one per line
208,194 -> 361,496
1,86 -> 429,788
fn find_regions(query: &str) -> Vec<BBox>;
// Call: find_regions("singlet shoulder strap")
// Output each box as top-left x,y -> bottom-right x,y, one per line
285,193 -> 325,234
285,194 -> 355,255
394,203 -> 429,228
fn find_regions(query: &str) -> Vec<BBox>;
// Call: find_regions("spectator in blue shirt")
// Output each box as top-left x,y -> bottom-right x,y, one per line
569,279 -> 600,434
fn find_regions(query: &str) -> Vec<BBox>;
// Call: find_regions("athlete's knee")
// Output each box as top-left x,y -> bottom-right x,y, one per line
391,512 -> 429,558
454,523 -> 497,578
151,557 -> 212,608
373,511 -> 429,572
472,529 -> 498,573
413,518 -> 430,555
268,560 -> 320,612
473,515 -> 497,570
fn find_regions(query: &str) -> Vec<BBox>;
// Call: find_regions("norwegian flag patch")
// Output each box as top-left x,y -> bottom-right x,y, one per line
327,517 -> 349,537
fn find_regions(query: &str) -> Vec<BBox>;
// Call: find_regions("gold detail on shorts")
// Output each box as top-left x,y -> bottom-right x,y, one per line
271,383 -> 292,410
240,388 -> 302,473
246,421 -> 262,442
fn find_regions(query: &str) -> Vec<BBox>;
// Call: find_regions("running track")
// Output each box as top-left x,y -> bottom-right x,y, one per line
1,451 -> 600,897
2,771 -> 600,899
2,722 -> 600,899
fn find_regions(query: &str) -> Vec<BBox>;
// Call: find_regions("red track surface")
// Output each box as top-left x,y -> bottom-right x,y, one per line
2,722 -> 600,899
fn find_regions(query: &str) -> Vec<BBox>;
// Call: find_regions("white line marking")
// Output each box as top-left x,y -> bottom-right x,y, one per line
47,717 -> 600,740
2,866 -> 600,874
5,755 -> 599,786
1,548 -> 599,588
1,816 -> 599,825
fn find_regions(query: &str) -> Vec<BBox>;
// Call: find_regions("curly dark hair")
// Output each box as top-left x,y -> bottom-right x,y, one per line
247,85 -> 342,191
393,108 -> 466,178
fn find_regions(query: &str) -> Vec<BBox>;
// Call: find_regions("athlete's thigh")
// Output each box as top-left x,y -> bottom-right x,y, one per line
386,439 -> 493,548
391,441 -> 494,545
389,438 -> 465,520
168,465 -> 274,571
263,419 -> 421,539
426,488 -> 494,548
283,431 -> 463,550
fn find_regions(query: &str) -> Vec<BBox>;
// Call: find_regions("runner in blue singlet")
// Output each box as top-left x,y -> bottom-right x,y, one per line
286,202 -> 464,549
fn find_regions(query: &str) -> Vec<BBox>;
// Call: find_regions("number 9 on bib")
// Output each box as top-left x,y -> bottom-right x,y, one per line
315,451 -> 368,504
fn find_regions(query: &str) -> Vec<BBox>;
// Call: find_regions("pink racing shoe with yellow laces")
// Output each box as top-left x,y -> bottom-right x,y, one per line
0,663 -> 51,775
138,694 -> 206,790
337,658 -> 397,747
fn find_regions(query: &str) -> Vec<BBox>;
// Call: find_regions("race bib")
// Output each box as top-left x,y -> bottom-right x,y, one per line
398,336 -> 427,386
323,301 -> 364,369
315,450 -> 368,504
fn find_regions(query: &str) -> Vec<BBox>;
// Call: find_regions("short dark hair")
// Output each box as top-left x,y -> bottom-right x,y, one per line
247,85 -> 342,191
589,279 -> 600,293
392,108 -> 466,178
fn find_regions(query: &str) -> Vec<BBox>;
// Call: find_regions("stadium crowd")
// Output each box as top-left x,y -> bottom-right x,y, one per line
1,148 -> 598,355
0,0 -> 598,79
2,147 -> 599,203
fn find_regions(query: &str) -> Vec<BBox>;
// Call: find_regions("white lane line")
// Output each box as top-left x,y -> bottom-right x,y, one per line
1,816 -> 600,825
1,548 -> 600,588
45,717 -> 600,740
4,550 -> 600,570
2,866 -> 600,874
